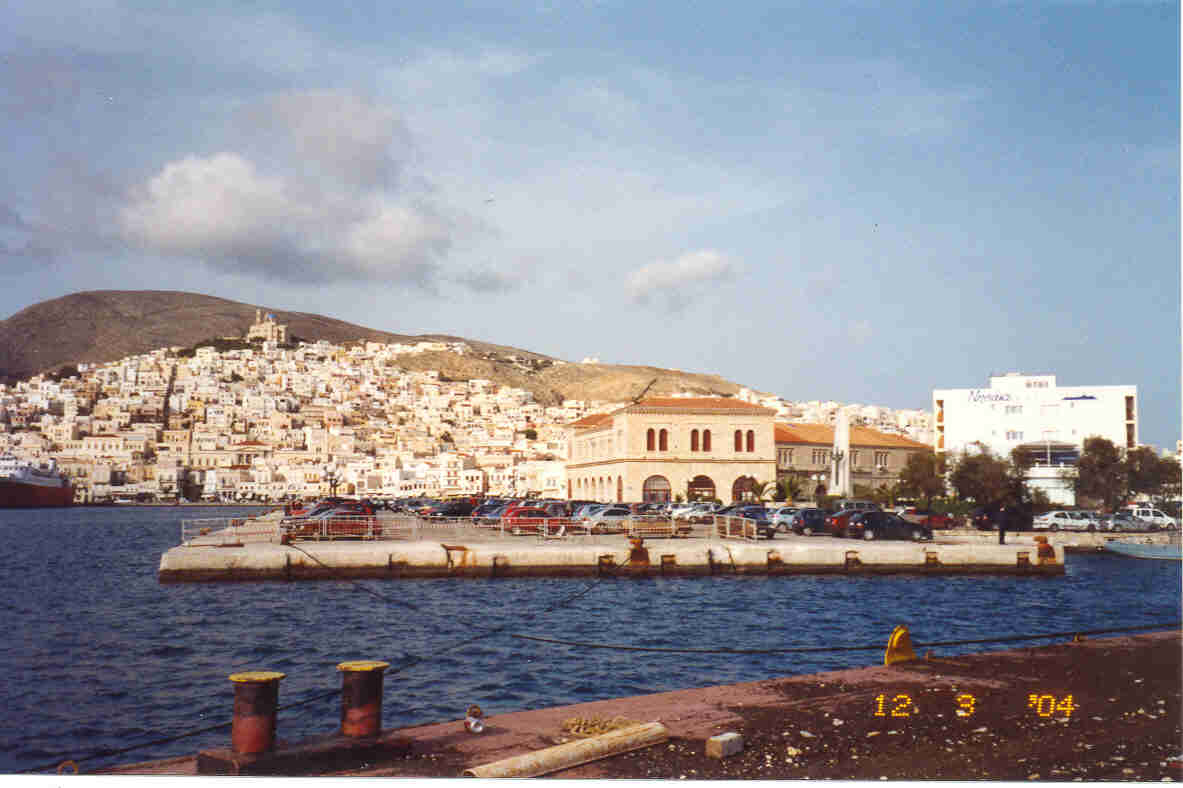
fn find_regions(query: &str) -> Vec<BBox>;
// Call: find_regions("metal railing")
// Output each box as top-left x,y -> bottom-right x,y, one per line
280,514 -> 420,542
177,512 -> 762,546
180,517 -> 282,546
712,515 -> 763,541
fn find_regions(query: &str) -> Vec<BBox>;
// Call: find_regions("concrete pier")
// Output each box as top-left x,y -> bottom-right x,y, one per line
100,630 -> 1182,780
158,522 -> 1066,582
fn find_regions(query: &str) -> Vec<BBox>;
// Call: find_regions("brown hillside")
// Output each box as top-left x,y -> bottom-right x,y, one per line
0,290 -> 750,405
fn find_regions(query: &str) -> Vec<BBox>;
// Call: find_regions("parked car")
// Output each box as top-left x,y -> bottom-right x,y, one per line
1032,510 -> 1094,532
582,506 -> 633,533
845,510 -> 932,541
424,499 -> 476,518
968,506 -> 999,530
574,502 -> 608,519
898,508 -> 956,529
711,504 -> 776,537
825,509 -> 861,537
685,502 -> 720,524
771,506 -> 799,533
472,499 -> 508,523
732,505 -> 777,538
503,506 -> 559,535
833,499 -> 880,513
790,508 -> 828,536
1126,506 -> 1178,530
1103,511 -> 1148,532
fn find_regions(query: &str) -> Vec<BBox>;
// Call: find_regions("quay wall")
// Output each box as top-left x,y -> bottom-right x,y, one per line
157,537 -> 1064,583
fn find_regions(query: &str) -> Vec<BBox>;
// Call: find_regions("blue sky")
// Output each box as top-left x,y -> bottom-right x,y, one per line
1,1 -> 1178,449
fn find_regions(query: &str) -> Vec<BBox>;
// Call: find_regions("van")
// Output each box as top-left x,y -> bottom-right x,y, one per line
1126,506 -> 1178,530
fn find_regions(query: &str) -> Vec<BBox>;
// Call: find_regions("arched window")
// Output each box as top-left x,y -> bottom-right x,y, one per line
690,429 -> 700,452
746,430 -> 755,453
687,475 -> 716,501
703,430 -> 711,452
642,475 -> 671,503
659,429 -> 668,451
646,428 -> 655,451
734,430 -> 743,451
731,475 -> 757,502
616,476 -> 623,502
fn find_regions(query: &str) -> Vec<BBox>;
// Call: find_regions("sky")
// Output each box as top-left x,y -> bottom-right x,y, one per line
0,1 -> 1178,449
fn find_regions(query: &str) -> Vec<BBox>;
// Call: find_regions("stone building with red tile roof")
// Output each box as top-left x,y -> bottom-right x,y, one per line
565,397 -> 776,503
773,422 -> 932,497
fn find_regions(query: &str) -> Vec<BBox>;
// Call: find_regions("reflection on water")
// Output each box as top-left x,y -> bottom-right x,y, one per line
0,506 -> 1178,772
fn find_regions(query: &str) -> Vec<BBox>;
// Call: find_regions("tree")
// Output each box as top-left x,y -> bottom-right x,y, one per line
1126,446 -> 1179,500
776,474 -> 805,503
749,479 -> 776,502
897,451 -> 947,509
948,449 -> 1012,507
1074,437 -> 1126,511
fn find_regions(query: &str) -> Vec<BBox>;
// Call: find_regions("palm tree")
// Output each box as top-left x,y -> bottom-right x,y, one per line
777,475 -> 805,504
749,479 -> 776,503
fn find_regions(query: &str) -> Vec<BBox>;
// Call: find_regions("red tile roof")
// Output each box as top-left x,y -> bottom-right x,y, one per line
621,397 -> 774,415
566,413 -> 614,429
774,422 -> 930,449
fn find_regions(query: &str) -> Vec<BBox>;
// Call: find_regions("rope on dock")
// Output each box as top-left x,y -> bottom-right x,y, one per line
512,620 -> 1183,655
20,546 -> 639,775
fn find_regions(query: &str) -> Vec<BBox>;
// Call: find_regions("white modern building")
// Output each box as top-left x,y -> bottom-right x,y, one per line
933,372 -> 1138,505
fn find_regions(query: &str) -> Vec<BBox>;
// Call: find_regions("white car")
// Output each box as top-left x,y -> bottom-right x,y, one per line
582,506 -> 633,532
1033,511 -> 1095,532
1126,507 -> 1177,530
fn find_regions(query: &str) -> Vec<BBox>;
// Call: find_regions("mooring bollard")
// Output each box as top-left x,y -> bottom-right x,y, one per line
337,660 -> 390,737
228,671 -> 285,755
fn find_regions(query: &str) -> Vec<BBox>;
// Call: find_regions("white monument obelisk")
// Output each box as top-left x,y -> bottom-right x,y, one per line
829,408 -> 852,497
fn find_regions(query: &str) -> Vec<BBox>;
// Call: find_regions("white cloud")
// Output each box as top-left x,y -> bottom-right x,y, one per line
119,151 -> 457,285
117,90 -> 485,288
625,249 -> 738,305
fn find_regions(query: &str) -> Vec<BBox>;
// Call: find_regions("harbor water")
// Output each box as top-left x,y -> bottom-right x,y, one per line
1,506 -> 1179,773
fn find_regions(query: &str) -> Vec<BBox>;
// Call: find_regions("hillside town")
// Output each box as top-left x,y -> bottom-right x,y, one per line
0,311 -> 937,504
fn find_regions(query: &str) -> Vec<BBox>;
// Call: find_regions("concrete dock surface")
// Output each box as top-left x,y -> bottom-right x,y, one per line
159,514 -> 1081,581
103,630 -> 1182,780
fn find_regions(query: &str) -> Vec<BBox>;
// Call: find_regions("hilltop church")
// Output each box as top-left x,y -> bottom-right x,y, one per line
246,309 -> 288,344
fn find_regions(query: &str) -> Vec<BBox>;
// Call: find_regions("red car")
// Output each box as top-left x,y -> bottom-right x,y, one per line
502,507 -> 568,536
899,508 -> 956,530
825,509 -> 860,537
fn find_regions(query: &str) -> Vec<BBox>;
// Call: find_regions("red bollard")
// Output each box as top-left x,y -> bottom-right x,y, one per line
338,661 -> 390,737
228,671 -> 285,755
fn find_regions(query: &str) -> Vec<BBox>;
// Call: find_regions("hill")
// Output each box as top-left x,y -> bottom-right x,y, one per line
0,291 -> 747,406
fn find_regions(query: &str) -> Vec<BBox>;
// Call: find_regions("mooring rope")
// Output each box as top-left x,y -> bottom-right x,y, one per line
21,544 -> 636,775
512,620 -> 1183,655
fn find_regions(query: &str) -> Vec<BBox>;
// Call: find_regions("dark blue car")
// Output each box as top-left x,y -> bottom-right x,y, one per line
845,510 -> 932,541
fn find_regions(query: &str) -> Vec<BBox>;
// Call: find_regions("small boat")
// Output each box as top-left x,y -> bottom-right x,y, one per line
1103,532 -> 1182,560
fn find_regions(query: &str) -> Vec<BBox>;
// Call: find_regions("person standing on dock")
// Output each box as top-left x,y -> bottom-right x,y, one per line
998,505 -> 1007,545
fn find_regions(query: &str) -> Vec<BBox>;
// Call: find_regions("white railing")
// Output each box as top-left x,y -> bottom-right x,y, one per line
180,517 -> 281,546
712,515 -> 762,541
280,514 -> 418,541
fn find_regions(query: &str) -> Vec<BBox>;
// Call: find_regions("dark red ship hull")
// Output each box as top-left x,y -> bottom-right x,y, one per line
0,478 -> 74,508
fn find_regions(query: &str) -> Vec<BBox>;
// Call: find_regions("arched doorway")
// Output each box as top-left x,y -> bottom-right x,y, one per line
687,475 -> 716,502
642,475 -> 671,503
732,475 -> 758,502
616,476 -> 623,502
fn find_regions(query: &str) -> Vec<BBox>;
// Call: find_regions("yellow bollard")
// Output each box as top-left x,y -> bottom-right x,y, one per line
884,625 -> 916,665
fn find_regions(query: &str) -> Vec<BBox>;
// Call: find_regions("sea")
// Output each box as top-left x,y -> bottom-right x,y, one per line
0,505 -> 1179,774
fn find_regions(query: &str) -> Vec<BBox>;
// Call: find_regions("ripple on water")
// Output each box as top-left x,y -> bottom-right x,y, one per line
0,507 -> 1178,773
